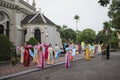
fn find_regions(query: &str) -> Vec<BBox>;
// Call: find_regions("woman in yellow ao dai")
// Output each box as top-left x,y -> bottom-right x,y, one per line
85,45 -> 90,60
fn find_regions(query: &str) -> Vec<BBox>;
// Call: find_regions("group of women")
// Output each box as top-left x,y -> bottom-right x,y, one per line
64,42 -> 109,68
20,43 -> 55,68
19,41 -> 109,69
83,42 -> 110,61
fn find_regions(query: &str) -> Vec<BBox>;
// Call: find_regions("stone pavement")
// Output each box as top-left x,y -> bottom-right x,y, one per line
7,52 -> 120,80
0,53 -> 85,80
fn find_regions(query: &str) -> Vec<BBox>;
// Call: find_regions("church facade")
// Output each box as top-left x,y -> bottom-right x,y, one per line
0,0 -> 62,48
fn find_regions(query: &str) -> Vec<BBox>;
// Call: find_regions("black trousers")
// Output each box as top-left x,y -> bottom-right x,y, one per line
106,53 -> 110,59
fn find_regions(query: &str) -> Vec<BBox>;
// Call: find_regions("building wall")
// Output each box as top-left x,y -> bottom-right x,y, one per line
0,0 -> 62,48
56,31 -> 62,48
46,25 -> 62,48
18,0 -> 36,15
22,24 -> 62,48
23,24 -> 47,43
47,25 -> 56,47
0,0 -> 36,47
0,6 -> 16,43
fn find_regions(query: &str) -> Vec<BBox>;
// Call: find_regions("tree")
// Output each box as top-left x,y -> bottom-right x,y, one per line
103,21 -> 112,36
78,28 -> 96,43
96,30 -> 109,44
98,0 -> 120,29
98,0 -> 110,7
97,29 -> 118,48
109,31 -> 118,48
97,21 -> 118,48
96,21 -> 112,43
56,25 -> 67,42
108,0 -> 120,29
56,25 -> 75,43
76,31 -> 82,44
63,28 -> 77,43
74,15 -> 80,31
0,34 -> 13,61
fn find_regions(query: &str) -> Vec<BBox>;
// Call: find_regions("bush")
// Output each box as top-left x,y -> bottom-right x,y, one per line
27,37 -> 38,46
0,34 -> 13,61
109,37 -> 118,48
109,31 -> 118,49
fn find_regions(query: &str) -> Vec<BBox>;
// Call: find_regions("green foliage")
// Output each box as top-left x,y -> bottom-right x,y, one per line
57,24 -> 97,44
97,29 -> 118,48
103,21 -> 111,29
77,28 -> 96,44
98,0 -> 110,7
56,25 -> 61,32
63,28 -> 77,43
56,25 -> 77,43
76,31 -> 82,44
74,15 -> 80,20
74,14 -> 80,31
0,34 -> 13,61
108,0 -> 120,29
61,28 -> 76,43
109,31 -> 118,48
56,25 -> 97,44
96,21 -> 112,43
96,31 -> 109,44
27,37 -> 38,46
56,25 -> 67,39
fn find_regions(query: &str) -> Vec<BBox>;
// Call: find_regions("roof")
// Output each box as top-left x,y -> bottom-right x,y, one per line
21,13 -> 55,25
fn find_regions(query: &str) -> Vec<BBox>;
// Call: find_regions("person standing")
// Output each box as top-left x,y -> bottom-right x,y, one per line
106,43 -> 110,60
37,45 -> 45,68
97,42 -> 102,55
85,44 -> 90,60
90,44 -> 95,58
65,48 -> 71,68
33,45 -> 38,64
54,44 -> 59,57
47,44 -> 54,64
20,44 -> 24,63
78,44 -> 81,54
44,44 -> 49,60
65,48 -> 70,68
23,43 -> 32,67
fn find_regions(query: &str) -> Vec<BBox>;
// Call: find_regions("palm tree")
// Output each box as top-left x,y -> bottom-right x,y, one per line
98,0 -> 110,7
103,21 -> 111,35
103,21 -> 112,42
74,15 -> 80,31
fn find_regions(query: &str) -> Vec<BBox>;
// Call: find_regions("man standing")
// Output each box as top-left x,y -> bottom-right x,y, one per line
106,43 -> 110,60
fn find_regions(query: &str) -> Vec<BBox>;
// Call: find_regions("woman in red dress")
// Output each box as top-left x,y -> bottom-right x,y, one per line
23,43 -> 32,67
44,44 -> 49,60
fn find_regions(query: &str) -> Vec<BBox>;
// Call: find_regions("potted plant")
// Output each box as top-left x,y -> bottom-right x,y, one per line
11,56 -> 16,65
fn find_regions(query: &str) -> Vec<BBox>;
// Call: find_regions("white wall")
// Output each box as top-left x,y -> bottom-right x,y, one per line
23,24 -> 62,48
24,24 -> 46,43
46,25 -> 56,47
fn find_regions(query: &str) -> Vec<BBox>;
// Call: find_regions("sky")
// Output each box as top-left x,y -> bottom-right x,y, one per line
27,0 -> 110,33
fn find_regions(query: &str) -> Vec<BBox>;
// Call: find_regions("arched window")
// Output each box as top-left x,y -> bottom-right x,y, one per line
34,29 -> 41,43
0,25 -> 4,34
24,29 -> 27,42
24,29 -> 27,35
0,12 -> 4,21
6,21 -> 10,38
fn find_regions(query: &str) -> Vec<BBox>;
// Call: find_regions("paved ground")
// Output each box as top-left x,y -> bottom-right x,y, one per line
5,52 -> 120,80
0,53 -> 84,79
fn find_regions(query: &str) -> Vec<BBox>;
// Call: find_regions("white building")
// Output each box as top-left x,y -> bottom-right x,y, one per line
0,0 -> 62,48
